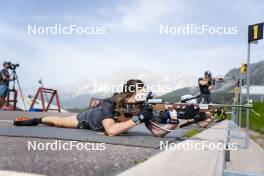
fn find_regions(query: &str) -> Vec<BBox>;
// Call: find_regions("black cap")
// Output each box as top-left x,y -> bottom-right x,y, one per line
3,61 -> 9,65
204,71 -> 212,78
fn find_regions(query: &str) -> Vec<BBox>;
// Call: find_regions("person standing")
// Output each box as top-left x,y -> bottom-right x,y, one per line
198,71 -> 215,104
0,62 -> 13,109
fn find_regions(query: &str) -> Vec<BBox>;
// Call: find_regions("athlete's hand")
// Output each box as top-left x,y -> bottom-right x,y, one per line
139,105 -> 153,123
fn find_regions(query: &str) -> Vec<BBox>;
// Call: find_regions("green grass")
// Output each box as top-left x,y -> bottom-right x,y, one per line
184,128 -> 200,138
240,102 -> 264,134
134,158 -> 148,165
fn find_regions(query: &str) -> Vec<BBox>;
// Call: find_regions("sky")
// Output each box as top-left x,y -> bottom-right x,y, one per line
0,0 -> 264,89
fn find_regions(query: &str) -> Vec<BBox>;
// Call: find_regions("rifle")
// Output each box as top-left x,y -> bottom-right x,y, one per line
140,91 -> 251,111
148,99 -> 252,112
126,92 -> 253,129
203,76 -> 235,87
212,76 -> 236,82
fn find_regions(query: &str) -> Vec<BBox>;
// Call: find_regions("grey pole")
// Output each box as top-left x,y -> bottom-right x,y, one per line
245,42 -> 251,148
239,73 -> 242,127
225,129 -> 231,161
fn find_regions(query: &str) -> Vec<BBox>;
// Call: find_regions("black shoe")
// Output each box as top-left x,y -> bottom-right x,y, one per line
14,117 -> 41,126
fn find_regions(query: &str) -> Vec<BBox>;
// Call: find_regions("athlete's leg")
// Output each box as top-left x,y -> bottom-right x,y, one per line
0,86 -> 8,108
14,115 -> 79,128
42,115 -> 78,128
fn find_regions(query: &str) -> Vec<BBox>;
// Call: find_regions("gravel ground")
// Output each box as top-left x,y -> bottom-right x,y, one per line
0,111 -> 202,176
0,136 -> 158,176
0,111 -> 159,176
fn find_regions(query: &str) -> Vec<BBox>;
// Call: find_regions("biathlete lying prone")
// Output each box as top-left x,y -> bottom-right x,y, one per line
14,79 -> 214,137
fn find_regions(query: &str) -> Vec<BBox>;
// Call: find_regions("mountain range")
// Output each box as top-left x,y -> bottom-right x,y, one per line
60,60 -> 264,108
160,60 -> 264,103
60,68 -> 197,108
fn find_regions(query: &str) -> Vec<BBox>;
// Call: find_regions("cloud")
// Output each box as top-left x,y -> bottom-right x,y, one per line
159,43 -> 264,77
1,20 -> 263,89
1,0 -> 264,91
115,0 -> 185,32
0,22 -> 163,86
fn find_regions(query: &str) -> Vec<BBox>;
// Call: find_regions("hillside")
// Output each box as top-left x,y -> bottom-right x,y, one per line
159,87 -> 235,103
216,60 -> 264,92
160,60 -> 264,103
159,87 -> 199,102
63,61 -> 264,108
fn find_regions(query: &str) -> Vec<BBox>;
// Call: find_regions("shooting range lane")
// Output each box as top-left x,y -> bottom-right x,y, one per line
0,125 -> 178,148
0,111 -> 194,176
0,111 -> 160,176
0,111 -> 188,148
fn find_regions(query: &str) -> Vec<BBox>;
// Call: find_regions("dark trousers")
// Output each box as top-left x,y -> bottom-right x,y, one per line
197,94 -> 211,104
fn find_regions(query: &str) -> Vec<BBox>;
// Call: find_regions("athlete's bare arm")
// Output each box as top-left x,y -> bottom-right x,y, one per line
102,118 -> 136,136
146,123 -> 178,137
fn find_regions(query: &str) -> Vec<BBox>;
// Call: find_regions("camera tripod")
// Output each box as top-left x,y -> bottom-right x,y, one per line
6,68 -> 27,110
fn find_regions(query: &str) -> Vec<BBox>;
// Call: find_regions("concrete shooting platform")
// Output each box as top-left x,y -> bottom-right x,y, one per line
119,120 -> 264,176
224,122 -> 264,176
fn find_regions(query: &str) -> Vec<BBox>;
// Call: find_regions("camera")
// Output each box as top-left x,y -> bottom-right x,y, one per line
10,63 -> 20,70
3,62 -> 20,70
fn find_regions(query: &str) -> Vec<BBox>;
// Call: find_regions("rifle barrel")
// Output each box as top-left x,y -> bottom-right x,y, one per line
148,101 -> 253,111
207,103 -> 252,108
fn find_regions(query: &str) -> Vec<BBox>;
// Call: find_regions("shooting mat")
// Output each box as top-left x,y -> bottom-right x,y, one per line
0,125 -> 178,148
